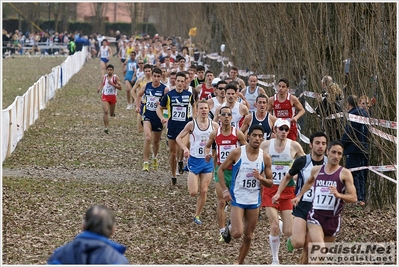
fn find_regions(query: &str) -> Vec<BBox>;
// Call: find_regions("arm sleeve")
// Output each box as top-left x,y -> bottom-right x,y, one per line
288,156 -> 307,176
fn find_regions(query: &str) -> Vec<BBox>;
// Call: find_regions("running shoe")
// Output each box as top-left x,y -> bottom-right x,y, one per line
126,104 -> 132,110
171,177 -> 177,185
224,201 -> 230,212
104,128 -> 109,134
219,234 -> 224,242
271,261 -> 280,265
110,113 -> 116,117
222,220 -> 231,243
193,216 -> 202,225
178,161 -> 184,174
142,162 -> 149,171
286,236 -> 294,252
153,158 -> 159,170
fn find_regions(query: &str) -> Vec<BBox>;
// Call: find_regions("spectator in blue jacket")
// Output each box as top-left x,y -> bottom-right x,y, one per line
47,205 -> 129,264
341,95 -> 369,206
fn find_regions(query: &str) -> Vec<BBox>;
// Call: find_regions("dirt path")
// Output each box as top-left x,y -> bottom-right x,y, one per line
2,56 -> 396,265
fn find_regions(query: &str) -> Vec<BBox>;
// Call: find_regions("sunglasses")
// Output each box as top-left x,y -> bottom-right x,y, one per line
217,87 -> 225,90
220,112 -> 232,117
279,126 -> 289,132
138,62 -> 144,64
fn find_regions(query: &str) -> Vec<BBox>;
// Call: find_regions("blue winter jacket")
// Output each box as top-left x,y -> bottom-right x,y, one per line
47,231 -> 129,264
341,106 -> 369,155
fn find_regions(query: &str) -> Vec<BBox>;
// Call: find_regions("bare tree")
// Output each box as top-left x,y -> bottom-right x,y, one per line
90,3 -> 106,34
126,3 -> 138,36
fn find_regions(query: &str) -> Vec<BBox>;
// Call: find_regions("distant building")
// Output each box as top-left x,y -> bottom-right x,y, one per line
76,3 -> 144,23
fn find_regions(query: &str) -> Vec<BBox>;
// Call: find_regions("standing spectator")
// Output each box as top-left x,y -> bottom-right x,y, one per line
316,75 -> 344,142
358,95 -> 372,117
47,205 -> 129,264
3,29 -> 11,55
67,36 -> 76,55
93,33 -> 100,57
39,32 -> 49,55
113,30 -> 121,57
75,36 -> 90,52
11,30 -> 23,54
341,95 -> 369,206
89,35 -> 98,58
97,33 -> 104,48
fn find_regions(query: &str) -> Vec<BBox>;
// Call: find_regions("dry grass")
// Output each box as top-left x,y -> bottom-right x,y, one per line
2,56 -> 67,108
2,56 -> 396,265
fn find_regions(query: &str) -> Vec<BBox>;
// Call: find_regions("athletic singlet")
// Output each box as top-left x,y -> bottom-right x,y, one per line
209,97 -> 224,120
124,59 -> 136,80
221,102 -> 244,128
101,74 -> 117,96
249,111 -> 272,140
119,46 -> 127,60
142,82 -> 166,114
297,155 -> 328,202
189,119 -> 213,158
160,89 -> 193,123
100,46 -> 109,59
273,93 -> 296,123
268,139 -> 293,185
310,165 -> 345,215
231,146 -> 264,205
136,69 -> 145,81
199,83 -> 214,100
245,86 -> 260,112
215,127 -> 239,168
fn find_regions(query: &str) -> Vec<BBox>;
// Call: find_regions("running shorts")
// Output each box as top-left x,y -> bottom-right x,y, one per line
187,156 -> 213,175
214,165 -> 232,188
292,200 -> 312,220
307,210 -> 341,237
102,94 -> 117,104
262,184 -> 295,211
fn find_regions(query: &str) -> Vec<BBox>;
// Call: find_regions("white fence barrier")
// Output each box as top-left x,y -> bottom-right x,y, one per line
2,49 -> 88,163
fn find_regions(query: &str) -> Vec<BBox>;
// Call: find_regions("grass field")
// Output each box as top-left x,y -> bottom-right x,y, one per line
2,56 -> 67,108
2,55 -> 397,265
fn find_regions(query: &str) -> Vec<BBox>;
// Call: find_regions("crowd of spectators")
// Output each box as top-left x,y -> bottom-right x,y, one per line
2,28 -> 195,61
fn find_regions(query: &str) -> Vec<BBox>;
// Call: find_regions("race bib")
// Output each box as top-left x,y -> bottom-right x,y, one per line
146,97 -> 158,111
104,85 -> 114,95
312,187 -> 336,210
219,145 -> 234,163
302,187 -> 314,202
171,106 -> 186,122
